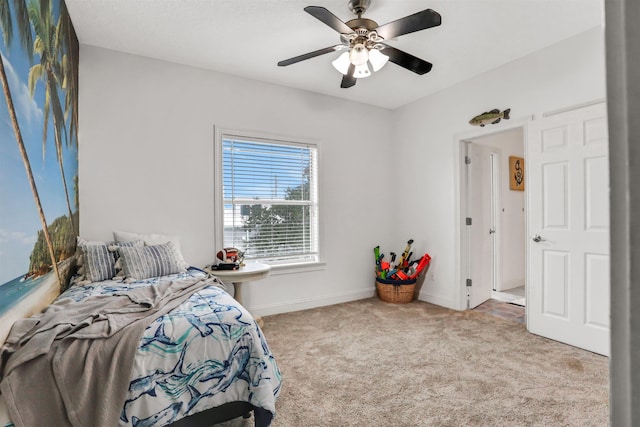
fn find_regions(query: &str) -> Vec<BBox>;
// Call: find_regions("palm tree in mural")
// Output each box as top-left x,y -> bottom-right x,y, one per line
27,0 -> 76,234
0,0 -> 61,285
58,1 -> 78,154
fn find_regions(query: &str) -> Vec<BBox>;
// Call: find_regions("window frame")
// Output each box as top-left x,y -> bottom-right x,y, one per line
214,127 -> 323,272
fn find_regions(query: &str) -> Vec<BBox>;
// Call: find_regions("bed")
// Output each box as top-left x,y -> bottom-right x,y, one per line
0,263 -> 281,427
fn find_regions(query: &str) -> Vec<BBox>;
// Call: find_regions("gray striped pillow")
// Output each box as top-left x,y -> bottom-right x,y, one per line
109,240 -> 144,277
81,244 -> 116,282
118,241 -> 186,280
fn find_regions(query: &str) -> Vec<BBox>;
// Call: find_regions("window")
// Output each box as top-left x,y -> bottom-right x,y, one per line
215,129 -> 319,266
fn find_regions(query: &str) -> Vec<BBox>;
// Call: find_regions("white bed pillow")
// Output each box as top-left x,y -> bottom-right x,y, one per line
113,230 -> 188,269
118,242 -> 187,280
113,230 -> 181,249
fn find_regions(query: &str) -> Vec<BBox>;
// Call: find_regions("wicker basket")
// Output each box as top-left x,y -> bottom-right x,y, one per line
375,277 -> 417,304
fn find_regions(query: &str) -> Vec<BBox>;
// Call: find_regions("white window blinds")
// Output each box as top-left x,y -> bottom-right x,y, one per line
221,136 -> 318,264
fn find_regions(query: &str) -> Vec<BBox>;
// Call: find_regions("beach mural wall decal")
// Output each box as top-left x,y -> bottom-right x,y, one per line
0,0 -> 79,344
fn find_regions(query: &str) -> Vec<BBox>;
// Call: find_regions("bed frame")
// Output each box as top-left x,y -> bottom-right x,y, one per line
167,402 -> 272,427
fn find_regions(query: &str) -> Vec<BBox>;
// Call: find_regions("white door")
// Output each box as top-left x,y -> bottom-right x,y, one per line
467,143 -> 495,308
527,103 -> 609,356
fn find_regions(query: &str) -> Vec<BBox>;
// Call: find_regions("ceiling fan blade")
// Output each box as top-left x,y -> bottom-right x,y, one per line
278,45 -> 343,67
340,64 -> 357,88
304,6 -> 353,34
375,9 -> 442,40
381,44 -> 433,75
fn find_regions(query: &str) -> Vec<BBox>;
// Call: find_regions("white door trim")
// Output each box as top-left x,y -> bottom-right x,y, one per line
453,118 -> 531,311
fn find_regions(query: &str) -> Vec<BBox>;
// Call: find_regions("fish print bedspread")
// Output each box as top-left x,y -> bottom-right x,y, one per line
3,268 -> 281,427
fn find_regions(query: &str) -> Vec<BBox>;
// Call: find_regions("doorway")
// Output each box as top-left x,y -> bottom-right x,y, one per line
461,127 -> 526,310
457,102 -> 609,355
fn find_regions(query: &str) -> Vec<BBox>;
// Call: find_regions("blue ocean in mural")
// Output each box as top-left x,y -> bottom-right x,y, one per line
0,273 -> 50,316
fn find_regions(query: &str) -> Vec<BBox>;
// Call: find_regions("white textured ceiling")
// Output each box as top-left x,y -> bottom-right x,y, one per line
64,0 -> 603,110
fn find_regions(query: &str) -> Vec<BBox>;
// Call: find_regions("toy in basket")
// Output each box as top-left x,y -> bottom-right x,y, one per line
374,240 -> 431,304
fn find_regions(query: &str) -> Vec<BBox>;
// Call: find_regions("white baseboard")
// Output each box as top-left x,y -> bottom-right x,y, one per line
249,287 -> 376,317
249,287 -> 461,317
416,290 -> 460,311
498,279 -> 525,291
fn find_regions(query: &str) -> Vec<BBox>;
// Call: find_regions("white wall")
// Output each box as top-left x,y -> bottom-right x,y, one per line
392,27 -> 606,310
474,128 -> 525,291
79,27 -> 606,315
78,46 -> 395,316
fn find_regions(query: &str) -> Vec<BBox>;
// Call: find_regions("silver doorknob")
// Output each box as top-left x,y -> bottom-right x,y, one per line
531,234 -> 543,242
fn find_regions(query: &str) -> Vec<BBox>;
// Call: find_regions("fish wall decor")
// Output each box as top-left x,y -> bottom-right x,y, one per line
469,108 -> 511,126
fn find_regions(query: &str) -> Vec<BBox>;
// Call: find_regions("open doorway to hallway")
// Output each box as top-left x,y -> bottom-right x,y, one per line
458,103 -> 608,355
462,127 -> 526,310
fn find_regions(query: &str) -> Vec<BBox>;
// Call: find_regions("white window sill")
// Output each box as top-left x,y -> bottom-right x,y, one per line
263,261 -> 326,276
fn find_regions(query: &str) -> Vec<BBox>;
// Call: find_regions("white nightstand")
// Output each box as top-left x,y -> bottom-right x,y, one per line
204,261 -> 271,326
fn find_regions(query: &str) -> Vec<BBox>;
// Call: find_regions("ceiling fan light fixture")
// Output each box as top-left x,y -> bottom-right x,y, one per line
349,43 -> 369,65
278,4 -> 441,89
332,51 -> 351,75
354,63 -> 371,78
368,48 -> 389,72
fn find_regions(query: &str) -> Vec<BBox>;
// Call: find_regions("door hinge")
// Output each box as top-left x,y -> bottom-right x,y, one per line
466,278 -> 472,287
465,156 -> 471,164
466,217 -> 472,226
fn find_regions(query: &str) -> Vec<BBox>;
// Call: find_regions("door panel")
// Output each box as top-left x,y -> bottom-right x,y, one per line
585,156 -> 609,230
527,102 -> 609,356
542,162 -> 569,228
542,250 -> 569,318
585,253 -> 610,328
467,143 -> 494,309
541,126 -> 568,151
584,117 -> 607,146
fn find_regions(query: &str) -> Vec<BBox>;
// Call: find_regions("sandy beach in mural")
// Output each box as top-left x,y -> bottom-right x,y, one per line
0,271 -> 59,345
0,272 -> 60,427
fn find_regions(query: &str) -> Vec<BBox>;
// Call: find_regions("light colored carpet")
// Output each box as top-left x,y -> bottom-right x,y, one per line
217,298 -> 608,426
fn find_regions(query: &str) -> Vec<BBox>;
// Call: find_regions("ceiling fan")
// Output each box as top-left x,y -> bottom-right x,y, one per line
277,0 -> 441,88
